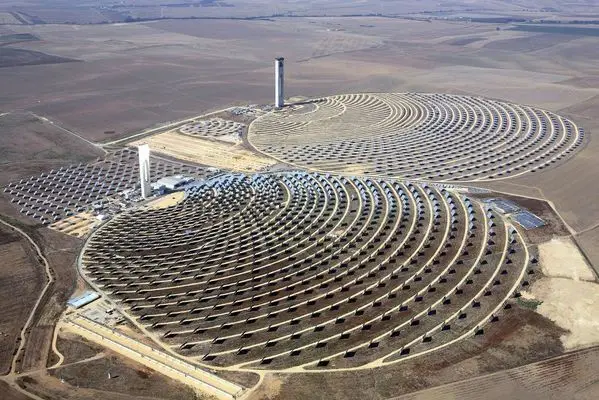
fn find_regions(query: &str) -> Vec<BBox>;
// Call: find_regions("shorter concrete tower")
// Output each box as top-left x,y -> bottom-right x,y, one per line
138,144 -> 151,199
275,57 -> 284,108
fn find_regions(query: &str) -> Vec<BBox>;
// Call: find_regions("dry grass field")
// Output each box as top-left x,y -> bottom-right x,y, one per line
49,212 -> 101,238
143,191 -> 185,210
538,238 -> 595,282
519,237 -> 599,351
133,132 -> 276,171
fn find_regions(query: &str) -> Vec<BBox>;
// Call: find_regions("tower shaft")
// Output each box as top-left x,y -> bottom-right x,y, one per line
138,144 -> 151,199
275,57 -> 284,108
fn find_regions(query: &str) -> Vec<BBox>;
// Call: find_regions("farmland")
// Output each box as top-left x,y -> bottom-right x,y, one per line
0,223 -> 44,375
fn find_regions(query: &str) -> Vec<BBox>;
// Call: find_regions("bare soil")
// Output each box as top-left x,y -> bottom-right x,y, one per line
17,352 -> 209,400
528,277 -> 599,350
0,16 -> 590,143
0,223 -> 45,375
0,216 -> 85,375
248,305 -> 566,400
0,381 -> 30,400
133,132 -> 275,172
392,345 -> 599,400
211,369 -> 260,391
0,47 -> 78,68
0,109 -> 97,375
577,227 -> 599,277
0,111 -> 103,186
45,352 -> 200,400
55,332 -> 105,365
538,237 -> 595,282
23,231 -> 82,371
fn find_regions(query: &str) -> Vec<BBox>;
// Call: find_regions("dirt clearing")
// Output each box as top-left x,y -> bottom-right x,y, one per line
133,132 -> 275,172
526,278 -> 599,349
524,236 -> 599,350
143,191 -> 185,210
538,237 -> 596,281
49,212 -> 101,238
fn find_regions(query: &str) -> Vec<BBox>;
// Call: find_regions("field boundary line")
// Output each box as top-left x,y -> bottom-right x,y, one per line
102,107 -> 236,147
27,112 -> 108,155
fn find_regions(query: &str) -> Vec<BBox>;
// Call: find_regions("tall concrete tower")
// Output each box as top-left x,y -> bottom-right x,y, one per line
138,144 -> 151,199
275,57 -> 284,108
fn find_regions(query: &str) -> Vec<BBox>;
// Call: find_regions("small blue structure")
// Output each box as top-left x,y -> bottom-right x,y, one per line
513,211 -> 545,230
67,291 -> 100,309
485,198 -> 520,214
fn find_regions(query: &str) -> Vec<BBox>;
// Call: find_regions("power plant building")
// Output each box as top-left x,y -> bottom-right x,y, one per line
151,175 -> 195,193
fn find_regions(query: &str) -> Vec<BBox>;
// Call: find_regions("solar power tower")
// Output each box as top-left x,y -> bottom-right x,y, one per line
138,144 -> 151,199
275,57 -> 284,108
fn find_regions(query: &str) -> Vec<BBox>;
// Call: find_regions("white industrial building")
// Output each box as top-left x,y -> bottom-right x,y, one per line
152,175 -> 195,192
